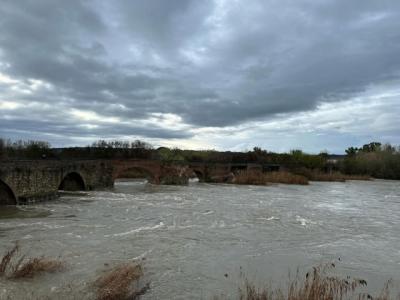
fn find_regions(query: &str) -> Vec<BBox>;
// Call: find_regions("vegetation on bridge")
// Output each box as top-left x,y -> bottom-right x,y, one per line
0,139 -> 52,160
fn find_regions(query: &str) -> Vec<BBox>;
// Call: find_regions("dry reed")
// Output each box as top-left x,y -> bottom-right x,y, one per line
95,262 -> 148,300
0,243 -> 19,276
0,243 -> 64,279
307,172 -> 347,182
233,170 -> 268,185
10,257 -> 65,279
294,169 -> 371,182
343,174 -> 371,181
234,171 -> 309,186
233,264 -> 399,300
263,172 -> 309,185
308,172 -> 371,182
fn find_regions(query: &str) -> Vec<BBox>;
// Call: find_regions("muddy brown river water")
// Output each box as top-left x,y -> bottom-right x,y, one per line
0,179 -> 399,299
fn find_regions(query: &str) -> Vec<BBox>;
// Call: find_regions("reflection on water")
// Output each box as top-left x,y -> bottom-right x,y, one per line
58,191 -> 89,197
0,179 -> 399,299
0,206 -> 51,219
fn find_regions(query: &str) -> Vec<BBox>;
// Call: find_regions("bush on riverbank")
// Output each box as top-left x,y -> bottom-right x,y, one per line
233,170 -> 267,185
233,170 -> 309,185
294,169 -> 371,182
340,142 -> 400,180
95,262 -> 149,300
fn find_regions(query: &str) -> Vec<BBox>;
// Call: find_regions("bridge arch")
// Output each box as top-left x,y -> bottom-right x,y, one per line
0,179 -> 16,205
58,172 -> 86,191
193,170 -> 204,181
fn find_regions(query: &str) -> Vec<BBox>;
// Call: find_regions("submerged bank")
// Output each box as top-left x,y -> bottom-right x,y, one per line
231,170 -> 371,186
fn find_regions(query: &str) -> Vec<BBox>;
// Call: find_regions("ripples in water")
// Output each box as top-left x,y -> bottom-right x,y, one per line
0,206 -> 52,219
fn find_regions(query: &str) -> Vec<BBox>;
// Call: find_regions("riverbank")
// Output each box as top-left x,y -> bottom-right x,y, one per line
2,243 -> 398,299
294,169 -> 371,182
231,170 -> 371,186
233,170 -> 309,185
216,263 -> 398,300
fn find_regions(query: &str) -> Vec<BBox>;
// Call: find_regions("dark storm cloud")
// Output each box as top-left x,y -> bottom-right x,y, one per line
1,0 -> 400,144
0,117 -> 190,140
115,0 -> 214,51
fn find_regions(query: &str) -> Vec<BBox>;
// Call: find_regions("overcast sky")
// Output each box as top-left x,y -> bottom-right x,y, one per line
1,0 -> 400,153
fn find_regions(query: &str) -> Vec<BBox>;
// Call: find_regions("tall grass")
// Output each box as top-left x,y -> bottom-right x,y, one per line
218,264 -> 399,300
263,172 -> 309,185
0,243 -> 19,276
10,257 -> 65,279
343,174 -> 372,181
294,169 -> 371,182
233,171 -> 309,186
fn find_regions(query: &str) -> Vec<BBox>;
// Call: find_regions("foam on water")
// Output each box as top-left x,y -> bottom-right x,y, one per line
107,222 -> 165,237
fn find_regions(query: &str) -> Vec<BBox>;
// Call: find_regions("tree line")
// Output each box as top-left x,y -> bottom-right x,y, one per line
0,138 -> 154,160
1,138 -> 400,179
340,142 -> 400,179
0,139 -> 53,160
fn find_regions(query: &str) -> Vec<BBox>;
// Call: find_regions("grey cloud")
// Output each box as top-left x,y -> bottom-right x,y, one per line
1,0 -> 400,147
0,117 -> 190,140
114,0 -> 215,51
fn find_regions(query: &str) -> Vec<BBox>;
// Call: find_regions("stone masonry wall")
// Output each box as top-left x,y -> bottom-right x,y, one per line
0,160 -> 114,204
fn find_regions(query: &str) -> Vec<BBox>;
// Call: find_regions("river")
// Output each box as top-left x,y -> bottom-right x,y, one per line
0,179 -> 399,299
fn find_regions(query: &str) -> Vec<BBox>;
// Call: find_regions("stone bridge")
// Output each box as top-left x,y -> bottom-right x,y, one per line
0,160 -> 114,205
0,159 -> 279,205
